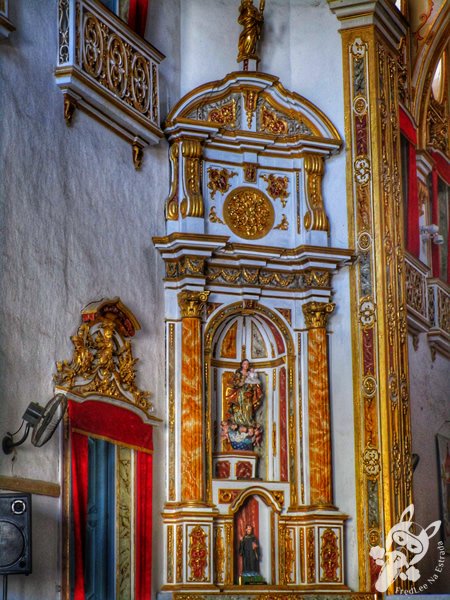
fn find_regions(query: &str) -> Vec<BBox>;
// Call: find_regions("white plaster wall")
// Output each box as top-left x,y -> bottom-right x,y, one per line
0,0 -> 176,597
408,334 -> 450,593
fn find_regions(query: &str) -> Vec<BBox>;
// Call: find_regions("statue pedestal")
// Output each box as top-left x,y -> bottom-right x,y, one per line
213,451 -> 258,480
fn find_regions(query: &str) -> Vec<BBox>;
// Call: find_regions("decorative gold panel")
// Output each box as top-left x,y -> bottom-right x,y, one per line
223,187 -> 274,240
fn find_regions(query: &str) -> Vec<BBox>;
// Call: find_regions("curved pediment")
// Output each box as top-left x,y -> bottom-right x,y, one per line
165,71 -> 341,151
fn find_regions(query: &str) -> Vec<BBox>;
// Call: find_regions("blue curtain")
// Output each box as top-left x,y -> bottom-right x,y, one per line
84,438 -> 116,600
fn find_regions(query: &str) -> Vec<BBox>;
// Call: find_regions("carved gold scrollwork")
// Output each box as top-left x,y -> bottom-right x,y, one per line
302,301 -> 335,329
244,89 -> 258,128
166,143 -> 179,220
320,528 -> 339,582
131,54 -> 150,113
285,528 -> 295,583
260,106 -> 288,134
54,298 -> 153,416
274,214 -> 289,230
178,291 -> 210,318
223,187 -> 274,239
261,173 -> 290,206
107,34 -> 128,97
207,167 -> 237,199
208,100 -> 237,127
79,9 -> 156,122
83,14 -> 103,78
303,154 -> 329,231
181,139 -> 204,218
188,526 -> 208,582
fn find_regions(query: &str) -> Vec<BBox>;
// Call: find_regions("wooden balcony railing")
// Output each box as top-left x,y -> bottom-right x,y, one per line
405,251 -> 449,358
55,0 -> 164,168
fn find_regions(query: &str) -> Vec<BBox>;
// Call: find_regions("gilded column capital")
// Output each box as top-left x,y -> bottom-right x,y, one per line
178,290 -> 210,318
303,302 -> 335,329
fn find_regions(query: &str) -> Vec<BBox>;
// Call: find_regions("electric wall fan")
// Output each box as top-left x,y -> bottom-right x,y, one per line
2,394 -> 67,454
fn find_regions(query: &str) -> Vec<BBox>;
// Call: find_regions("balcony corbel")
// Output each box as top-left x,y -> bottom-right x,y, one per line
0,0 -> 15,38
55,0 -> 164,168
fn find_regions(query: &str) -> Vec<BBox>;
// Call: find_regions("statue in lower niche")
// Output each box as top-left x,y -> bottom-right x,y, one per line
239,525 -> 266,584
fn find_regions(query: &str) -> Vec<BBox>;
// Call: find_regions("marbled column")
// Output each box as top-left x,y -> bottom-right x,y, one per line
303,301 -> 335,506
178,290 -> 210,503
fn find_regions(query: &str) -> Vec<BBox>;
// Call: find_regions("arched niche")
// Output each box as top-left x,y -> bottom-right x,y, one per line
229,487 -> 282,585
204,301 -> 297,502
211,312 -> 288,482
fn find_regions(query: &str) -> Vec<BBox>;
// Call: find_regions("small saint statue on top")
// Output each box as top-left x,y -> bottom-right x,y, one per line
237,0 -> 265,65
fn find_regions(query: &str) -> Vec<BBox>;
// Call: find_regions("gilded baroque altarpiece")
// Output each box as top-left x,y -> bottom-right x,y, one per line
153,67 -> 358,595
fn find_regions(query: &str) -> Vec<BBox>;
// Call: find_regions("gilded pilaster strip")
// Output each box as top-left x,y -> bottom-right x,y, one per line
176,524 -> 183,583
116,446 -> 133,599
167,525 -> 174,583
339,20 -> 413,592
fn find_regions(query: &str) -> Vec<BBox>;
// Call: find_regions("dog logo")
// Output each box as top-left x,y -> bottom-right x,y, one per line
370,504 -> 441,592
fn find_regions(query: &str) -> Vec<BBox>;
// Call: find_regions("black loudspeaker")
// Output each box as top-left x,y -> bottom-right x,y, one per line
0,493 -> 32,575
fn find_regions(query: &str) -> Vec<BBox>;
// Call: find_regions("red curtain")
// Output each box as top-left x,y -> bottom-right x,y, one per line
71,431 -> 89,600
407,143 -> 420,257
128,0 -> 149,38
135,451 -> 153,600
68,400 -> 154,599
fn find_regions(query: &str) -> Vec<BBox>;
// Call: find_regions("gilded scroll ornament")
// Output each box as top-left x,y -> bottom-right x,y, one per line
354,157 -> 371,185
54,298 -> 153,416
303,154 -> 329,231
181,139 -> 204,218
207,167 -> 237,199
223,187 -> 274,240
320,528 -> 339,582
260,106 -> 288,134
285,528 -> 295,583
237,0 -> 265,64
363,446 -> 380,477
244,89 -> 259,127
208,206 -> 224,224
178,290 -> 210,318
188,526 -> 208,582
302,301 -> 335,329
243,162 -> 257,182
261,174 -> 290,206
166,143 -> 179,220
208,100 -> 237,127
359,298 -> 376,328
274,214 -> 289,231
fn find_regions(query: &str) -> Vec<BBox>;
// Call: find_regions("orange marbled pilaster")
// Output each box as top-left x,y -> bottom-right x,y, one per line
178,290 -> 210,503
303,302 -> 335,506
